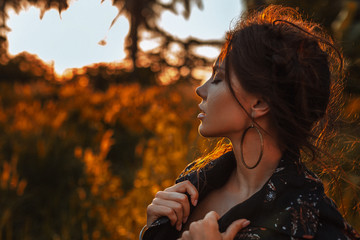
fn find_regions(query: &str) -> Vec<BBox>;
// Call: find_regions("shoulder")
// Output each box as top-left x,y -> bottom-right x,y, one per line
316,195 -> 360,239
252,160 -> 359,240
252,161 -> 325,239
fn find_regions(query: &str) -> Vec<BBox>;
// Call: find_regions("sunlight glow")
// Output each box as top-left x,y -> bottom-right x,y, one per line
6,0 -> 242,75
7,0 -> 129,74
158,0 -> 241,40
193,46 -> 221,59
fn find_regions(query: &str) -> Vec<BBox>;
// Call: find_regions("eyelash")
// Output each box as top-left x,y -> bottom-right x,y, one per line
211,78 -> 222,84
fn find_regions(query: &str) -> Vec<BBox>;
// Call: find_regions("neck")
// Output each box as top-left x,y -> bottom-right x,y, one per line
227,127 -> 283,199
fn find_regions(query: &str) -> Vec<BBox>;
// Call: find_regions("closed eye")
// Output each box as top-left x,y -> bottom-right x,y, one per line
211,78 -> 222,84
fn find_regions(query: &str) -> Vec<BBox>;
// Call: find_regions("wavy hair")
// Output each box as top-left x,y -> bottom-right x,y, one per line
184,5 -> 344,175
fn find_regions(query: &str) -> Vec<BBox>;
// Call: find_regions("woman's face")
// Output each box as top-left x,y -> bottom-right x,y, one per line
196,60 -> 257,139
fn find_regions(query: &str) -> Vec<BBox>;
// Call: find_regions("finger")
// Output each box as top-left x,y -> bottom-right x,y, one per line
147,204 -> 178,226
165,181 -> 199,206
152,198 -> 184,230
181,230 -> 192,240
222,219 -> 250,240
203,211 -> 220,221
155,191 -> 191,222
200,211 -> 221,230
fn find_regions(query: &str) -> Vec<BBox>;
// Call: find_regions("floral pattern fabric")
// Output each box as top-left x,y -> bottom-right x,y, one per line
142,150 -> 360,240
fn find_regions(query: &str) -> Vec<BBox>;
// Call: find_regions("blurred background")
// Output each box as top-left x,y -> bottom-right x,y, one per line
0,0 -> 359,239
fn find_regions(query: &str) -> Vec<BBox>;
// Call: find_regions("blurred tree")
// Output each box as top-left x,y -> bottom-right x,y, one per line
105,0 -> 204,70
0,0 -> 222,84
105,0 -> 224,81
0,72 -> 205,238
0,0 -> 69,64
332,0 -> 360,95
0,52 -> 55,83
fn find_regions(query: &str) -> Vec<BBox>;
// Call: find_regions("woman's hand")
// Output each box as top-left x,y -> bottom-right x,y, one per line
146,180 -> 199,231
179,211 -> 250,240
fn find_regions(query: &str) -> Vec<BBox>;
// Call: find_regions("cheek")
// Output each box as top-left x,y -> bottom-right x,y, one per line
210,89 -> 245,120
198,112 -> 245,138
198,91 -> 248,137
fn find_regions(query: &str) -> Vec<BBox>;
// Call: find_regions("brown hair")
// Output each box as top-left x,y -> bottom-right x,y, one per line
185,5 -> 344,174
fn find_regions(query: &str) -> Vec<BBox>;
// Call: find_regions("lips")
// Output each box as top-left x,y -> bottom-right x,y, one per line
198,105 -> 206,119
197,112 -> 206,119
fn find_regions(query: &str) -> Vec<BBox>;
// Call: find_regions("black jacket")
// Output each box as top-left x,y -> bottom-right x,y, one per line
142,150 -> 360,240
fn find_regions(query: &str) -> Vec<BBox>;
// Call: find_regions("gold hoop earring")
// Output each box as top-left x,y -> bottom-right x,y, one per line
240,123 -> 264,169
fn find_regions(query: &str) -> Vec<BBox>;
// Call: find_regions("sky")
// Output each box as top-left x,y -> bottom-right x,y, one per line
6,0 -> 243,74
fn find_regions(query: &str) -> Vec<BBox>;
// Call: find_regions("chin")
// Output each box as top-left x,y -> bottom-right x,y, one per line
198,125 -> 218,138
198,125 -> 208,137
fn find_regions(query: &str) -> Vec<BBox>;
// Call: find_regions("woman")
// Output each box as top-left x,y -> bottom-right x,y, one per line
141,5 -> 360,240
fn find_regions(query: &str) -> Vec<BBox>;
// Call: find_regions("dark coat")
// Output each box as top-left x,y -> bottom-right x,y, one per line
142,150 -> 360,240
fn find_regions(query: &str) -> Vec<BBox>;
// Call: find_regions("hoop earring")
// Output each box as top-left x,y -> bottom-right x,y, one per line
240,123 -> 264,169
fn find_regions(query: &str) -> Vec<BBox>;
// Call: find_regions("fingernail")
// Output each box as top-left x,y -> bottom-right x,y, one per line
242,220 -> 250,228
177,224 -> 182,231
183,216 -> 188,223
193,199 -> 198,206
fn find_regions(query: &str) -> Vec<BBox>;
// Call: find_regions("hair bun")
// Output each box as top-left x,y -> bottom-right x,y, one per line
223,5 -> 343,157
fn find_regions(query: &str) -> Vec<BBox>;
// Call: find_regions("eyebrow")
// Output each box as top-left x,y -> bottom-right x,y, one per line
212,65 -> 225,75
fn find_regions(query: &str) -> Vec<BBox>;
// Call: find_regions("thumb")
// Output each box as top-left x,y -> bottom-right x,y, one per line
222,219 -> 250,240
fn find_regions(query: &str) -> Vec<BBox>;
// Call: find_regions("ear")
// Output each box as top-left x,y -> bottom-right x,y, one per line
251,98 -> 270,119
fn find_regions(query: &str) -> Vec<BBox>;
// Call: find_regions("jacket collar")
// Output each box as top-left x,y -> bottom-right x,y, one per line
175,149 -> 325,239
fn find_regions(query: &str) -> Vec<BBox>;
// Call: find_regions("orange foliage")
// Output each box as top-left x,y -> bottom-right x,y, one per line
0,75 -> 206,239
0,66 -> 358,238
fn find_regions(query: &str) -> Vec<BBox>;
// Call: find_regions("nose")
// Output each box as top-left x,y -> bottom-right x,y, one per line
196,82 -> 207,100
